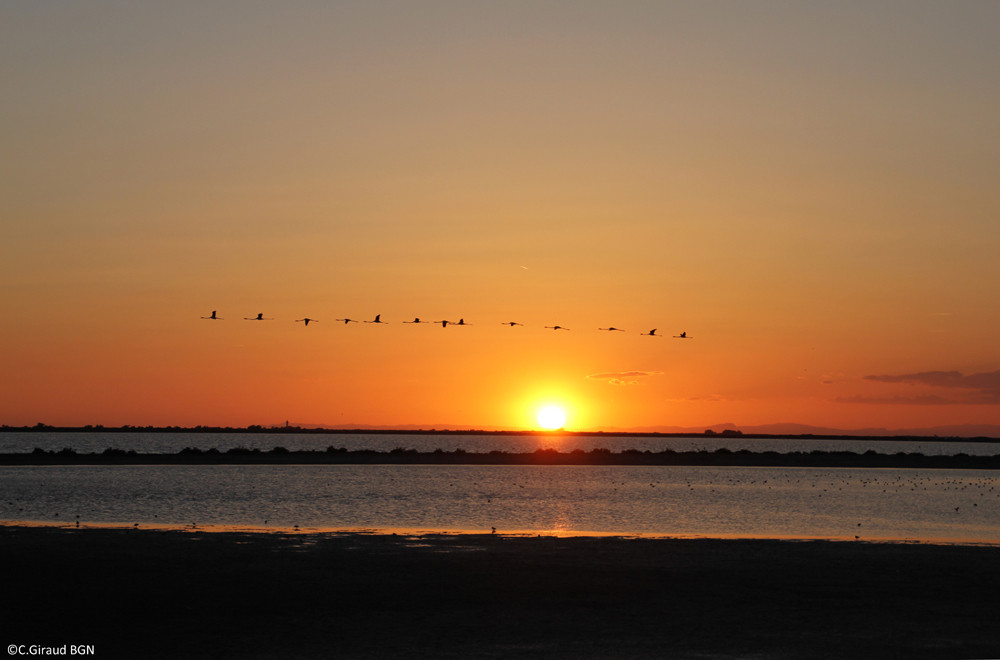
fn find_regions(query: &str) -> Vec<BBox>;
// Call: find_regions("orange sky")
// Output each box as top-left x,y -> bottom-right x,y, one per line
2,2 -> 999,431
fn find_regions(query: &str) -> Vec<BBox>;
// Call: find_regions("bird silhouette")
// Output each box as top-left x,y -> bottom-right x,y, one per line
599,327 -> 626,332
455,318 -> 471,326
364,314 -> 387,324
403,318 -> 426,324
673,331 -> 692,338
335,318 -> 358,324
435,320 -> 453,327
641,329 -> 660,336
501,321 -> 524,327
244,313 -> 272,321
544,325 -> 570,331
295,318 -> 318,326
201,311 -> 222,320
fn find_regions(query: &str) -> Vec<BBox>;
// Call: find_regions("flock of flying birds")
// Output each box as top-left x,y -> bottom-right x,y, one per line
200,311 -> 692,337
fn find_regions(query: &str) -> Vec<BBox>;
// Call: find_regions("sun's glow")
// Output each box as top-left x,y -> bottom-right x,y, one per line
537,405 -> 567,430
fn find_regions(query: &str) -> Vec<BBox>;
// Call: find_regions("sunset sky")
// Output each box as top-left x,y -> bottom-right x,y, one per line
3,1 -> 999,431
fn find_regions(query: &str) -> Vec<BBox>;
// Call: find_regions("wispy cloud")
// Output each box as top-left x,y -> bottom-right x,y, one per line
840,370 -> 1000,405
587,371 -> 663,386
680,394 -> 730,402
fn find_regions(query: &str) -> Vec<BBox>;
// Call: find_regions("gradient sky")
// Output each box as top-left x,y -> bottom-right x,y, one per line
3,1 -> 999,431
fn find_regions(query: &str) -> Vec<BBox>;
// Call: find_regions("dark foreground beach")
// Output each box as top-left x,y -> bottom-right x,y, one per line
3,525 -> 999,659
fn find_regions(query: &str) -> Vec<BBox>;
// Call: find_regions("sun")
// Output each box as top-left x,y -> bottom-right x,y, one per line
537,405 -> 567,430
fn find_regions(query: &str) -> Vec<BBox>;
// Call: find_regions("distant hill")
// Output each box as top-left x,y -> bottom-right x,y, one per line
718,422 -> 1000,438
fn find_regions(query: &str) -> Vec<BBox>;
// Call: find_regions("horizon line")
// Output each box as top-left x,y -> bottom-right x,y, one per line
4,422 -> 1000,440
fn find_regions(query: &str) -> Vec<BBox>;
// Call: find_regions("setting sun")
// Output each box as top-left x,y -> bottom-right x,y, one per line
537,405 -> 567,430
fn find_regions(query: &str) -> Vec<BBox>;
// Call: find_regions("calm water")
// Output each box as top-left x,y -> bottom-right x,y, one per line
3,431 -> 999,455
3,464 -> 1000,543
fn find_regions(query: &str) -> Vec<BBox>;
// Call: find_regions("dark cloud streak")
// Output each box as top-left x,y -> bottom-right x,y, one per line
835,394 -> 959,406
847,369 -> 1000,405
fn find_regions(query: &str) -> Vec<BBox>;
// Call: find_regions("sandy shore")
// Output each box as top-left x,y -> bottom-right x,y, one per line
3,524 -> 1000,659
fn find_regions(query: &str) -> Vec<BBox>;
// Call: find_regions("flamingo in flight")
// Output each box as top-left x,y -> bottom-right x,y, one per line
455,318 -> 471,326
544,325 -> 570,331
501,321 -> 523,327
335,318 -> 359,324
403,318 -> 426,324
295,318 -> 318,326
673,331 -> 692,339
201,311 -> 222,320
244,313 -> 273,321
364,314 -> 387,324
435,320 -> 453,327
641,329 -> 660,336
599,327 -> 626,332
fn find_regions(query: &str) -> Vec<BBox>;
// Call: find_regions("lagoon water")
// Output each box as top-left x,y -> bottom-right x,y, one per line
3,463 -> 1000,543
5,433 -> 1000,542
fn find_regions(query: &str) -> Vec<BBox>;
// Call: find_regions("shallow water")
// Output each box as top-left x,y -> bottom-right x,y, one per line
2,431 -> 999,455
3,464 -> 999,543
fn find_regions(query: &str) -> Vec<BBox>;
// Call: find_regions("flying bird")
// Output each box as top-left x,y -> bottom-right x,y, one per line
599,327 -> 626,332
335,318 -> 359,324
641,329 -> 660,336
364,314 -> 387,324
435,320 -> 453,327
403,318 -> 426,324
455,318 -> 471,326
500,321 -> 524,327
673,331 -> 692,339
201,311 -> 222,320
544,325 -> 570,331
244,313 -> 273,321
295,318 -> 318,326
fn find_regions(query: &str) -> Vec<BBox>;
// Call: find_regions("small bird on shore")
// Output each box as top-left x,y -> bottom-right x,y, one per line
244,313 -> 272,321
364,314 -> 387,324
201,311 -> 222,320
295,318 -> 318,326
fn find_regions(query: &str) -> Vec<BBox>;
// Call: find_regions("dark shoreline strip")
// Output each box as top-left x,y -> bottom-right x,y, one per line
5,524 -> 1000,659
4,447 -> 1000,468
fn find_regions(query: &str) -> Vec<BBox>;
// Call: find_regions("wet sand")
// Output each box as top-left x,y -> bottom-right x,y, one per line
3,524 -> 1000,659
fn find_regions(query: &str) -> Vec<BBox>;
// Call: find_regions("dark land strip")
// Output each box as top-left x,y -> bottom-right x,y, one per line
4,446 -> 1000,468
3,525 -> 1000,659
